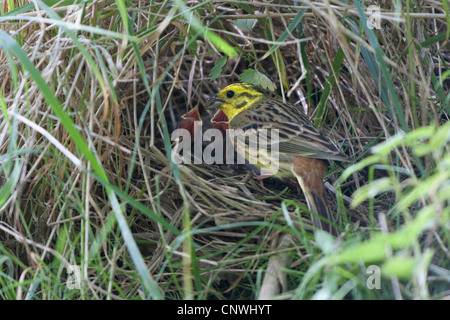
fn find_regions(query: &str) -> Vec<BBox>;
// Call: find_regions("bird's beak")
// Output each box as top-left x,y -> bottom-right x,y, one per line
207,95 -> 223,109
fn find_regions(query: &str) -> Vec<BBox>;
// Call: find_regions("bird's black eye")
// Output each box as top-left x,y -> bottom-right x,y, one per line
226,90 -> 235,98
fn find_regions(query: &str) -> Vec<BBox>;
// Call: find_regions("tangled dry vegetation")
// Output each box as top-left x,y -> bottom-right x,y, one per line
0,0 -> 448,299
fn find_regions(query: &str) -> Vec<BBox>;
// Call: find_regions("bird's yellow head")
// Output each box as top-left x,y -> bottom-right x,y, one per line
208,83 -> 264,121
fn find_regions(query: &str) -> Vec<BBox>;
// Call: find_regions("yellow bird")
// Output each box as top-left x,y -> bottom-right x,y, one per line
208,83 -> 351,235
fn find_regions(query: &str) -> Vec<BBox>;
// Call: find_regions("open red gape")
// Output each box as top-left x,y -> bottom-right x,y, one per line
211,110 -> 229,123
181,106 -> 201,121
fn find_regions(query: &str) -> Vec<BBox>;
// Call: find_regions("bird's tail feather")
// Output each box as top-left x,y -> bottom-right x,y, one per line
291,156 -> 338,236
304,187 -> 338,236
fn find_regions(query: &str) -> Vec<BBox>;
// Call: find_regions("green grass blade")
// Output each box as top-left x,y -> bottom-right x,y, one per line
0,31 -> 163,300
314,47 -> 345,126
173,0 -> 238,58
261,9 -> 306,60
354,0 -> 408,133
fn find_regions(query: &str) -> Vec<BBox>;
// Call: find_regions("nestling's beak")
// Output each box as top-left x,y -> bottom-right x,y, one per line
207,95 -> 223,109
211,110 -> 229,123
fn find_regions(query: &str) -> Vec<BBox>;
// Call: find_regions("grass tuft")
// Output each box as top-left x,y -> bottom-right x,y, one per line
0,0 -> 448,300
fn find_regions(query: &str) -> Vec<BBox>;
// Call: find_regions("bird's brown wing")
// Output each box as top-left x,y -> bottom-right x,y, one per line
229,98 -> 351,162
